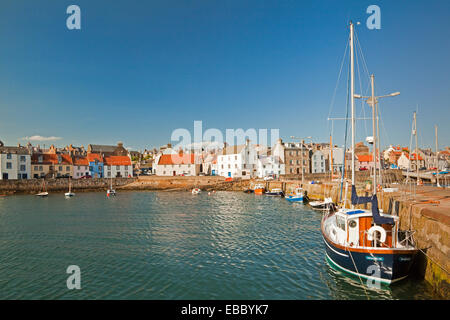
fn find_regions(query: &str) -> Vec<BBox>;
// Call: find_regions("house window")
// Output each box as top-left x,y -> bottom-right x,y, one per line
6,154 -> 11,159
6,162 -> 12,169
34,166 -> 38,171
66,166 -> 70,171
235,156 -> 237,160
116,166 -> 120,170
59,166 -> 62,171
20,165 -> 26,171
20,156 -> 26,162
39,166 -> 43,171
89,166 -> 93,171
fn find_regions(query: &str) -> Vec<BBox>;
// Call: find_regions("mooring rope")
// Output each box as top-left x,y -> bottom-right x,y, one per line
346,247 -> 370,300
418,248 -> 450,276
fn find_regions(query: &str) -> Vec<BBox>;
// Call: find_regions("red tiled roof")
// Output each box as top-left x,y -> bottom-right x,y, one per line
104,156 -> 131,166
158,154 -> 195,165
31,154 -> 72,165
87,153 -> 103,162
406,153 -> 423,161
73,156 -> 89,166
357,155 -> 373,162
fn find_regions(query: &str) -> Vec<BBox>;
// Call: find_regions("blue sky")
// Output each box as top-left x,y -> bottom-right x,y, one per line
0,0 -> 449,151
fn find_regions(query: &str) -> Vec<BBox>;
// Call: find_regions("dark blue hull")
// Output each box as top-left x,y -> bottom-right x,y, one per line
322,235 -> 417,284
265,192 -> 284,197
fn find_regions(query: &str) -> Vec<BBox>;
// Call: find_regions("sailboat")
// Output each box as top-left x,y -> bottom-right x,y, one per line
107,173 -> 116,196
65,177 -> 75,197
321,22 -> 418,285
36,179 -> 49,197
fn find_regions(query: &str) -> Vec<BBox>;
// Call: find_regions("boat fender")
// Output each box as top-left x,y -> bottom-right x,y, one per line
367,226 -> 386,243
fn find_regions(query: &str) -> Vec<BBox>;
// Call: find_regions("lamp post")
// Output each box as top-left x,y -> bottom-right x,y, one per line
354,74 -> 399,194
290,136 -> 313,185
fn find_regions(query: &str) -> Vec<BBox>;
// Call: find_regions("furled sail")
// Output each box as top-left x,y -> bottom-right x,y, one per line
351,185 -> 394,225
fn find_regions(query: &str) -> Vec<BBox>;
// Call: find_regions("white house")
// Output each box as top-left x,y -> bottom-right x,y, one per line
256,155 -> 285,178
311,150 -> 326,173
72,156 -> 90,179
0,144 -> 31,180
201,153 -> 218,175
217,140 -> 257,178
104,155 -> 133,178
397,152 -> 424,171
154,153 -> 200,176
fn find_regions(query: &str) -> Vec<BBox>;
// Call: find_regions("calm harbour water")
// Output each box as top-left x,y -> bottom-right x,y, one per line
0,191 -> 437,300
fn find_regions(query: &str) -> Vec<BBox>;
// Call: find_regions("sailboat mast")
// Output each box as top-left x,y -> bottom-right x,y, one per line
350,22 -> 355,190
435,125 -> 439,186
414,112 -> 419,183
370,74 -> 377,193
376,103 -> 382,187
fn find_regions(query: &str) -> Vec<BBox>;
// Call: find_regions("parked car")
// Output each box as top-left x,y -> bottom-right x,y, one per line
419,167 -> 427,171
264,175 -> 274,181
80,175 -> 92,179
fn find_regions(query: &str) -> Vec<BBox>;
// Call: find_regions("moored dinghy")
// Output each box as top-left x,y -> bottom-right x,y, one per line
192,188 -> 201,194
253,184 -> 265,195
309,197 -> 335,211
265,188 -> 284,197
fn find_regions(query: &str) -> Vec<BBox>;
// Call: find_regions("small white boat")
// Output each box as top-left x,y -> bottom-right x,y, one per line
65,178 -> 75,197
192,188 -> 201,194
309,197 -> 335,211
265,188 -> 284,196
107,175 -> 116,196
36,179 -> 48,197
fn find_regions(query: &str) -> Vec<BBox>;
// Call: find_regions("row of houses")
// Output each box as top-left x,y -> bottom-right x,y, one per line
383,145 -> 450,171
151,139 -> 450,179
152,139 -> 346,178
2,138 -> 448,181
0,141 -> 133,180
